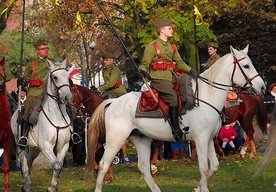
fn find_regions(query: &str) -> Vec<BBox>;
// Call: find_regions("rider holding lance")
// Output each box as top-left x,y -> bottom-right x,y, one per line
138,18 -> 198,141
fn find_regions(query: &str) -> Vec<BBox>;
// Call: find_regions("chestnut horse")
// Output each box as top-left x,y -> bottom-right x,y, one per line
224,91 -> 267,158
0,57 -> 15,192
189,91 -> 267,163
70,82 -> 115,183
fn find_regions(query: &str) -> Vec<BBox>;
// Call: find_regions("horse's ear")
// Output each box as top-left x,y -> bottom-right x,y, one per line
230,45 -> 239,57
69,78 -> 74,87
47,59 -> 55,69
243,44 -> 249,54
0,56 -> 5,67
61,58 -> 67,68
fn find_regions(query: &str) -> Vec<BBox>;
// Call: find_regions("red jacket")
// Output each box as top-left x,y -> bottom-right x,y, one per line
219,125 -> 237,142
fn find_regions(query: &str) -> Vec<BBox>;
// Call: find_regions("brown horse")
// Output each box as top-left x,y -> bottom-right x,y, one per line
189,91 -> 267,162
0,57 -> 15,192
70,82 -> 115,183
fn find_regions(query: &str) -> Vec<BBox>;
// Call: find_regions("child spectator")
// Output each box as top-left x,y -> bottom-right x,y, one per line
219,123 -> 237,154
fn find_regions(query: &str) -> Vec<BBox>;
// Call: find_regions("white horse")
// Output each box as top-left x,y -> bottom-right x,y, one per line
85,45 -> 266,192
11,59 -> 72,192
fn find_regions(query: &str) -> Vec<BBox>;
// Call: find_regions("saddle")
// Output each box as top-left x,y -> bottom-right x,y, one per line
135,74 -> 194,118
224,91 -> 242,108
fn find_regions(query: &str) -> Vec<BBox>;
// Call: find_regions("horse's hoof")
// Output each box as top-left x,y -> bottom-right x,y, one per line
21,185 -> 27,192
103,177 -> 114,184
219,156 -> 226,161
240,154 -> 246,159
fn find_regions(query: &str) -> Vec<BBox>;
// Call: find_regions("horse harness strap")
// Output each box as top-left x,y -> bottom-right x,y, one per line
151,42 -> 177,71
185,94 -> 222,117
231,57 -> 260,88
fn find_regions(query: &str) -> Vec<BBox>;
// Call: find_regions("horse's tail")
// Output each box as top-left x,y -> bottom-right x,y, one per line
254,106 -> 276,177
255,95 -> 267,135
85,99 -> 113,184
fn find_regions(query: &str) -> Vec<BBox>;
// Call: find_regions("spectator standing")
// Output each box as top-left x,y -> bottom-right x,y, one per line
171,141 -> 185,159
262,83 -> 276,140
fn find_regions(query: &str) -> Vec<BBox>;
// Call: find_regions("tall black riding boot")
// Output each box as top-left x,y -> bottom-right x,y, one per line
169,106 -> 183,141
18,119 -> 29,150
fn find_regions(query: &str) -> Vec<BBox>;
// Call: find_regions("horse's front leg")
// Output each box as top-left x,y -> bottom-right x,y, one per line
41,143 -> 65,192
130,135 -> 161,192
248,133 -> 257,159
20,148 -> 40,192
207,139 -> 219,179
240,136 -> 250,159
193,139 -> 210,192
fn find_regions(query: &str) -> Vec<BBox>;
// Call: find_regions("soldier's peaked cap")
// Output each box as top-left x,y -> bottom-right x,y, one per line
154,18 -> 172,28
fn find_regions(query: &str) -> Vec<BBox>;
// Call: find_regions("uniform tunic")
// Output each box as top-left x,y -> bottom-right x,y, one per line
23,57 -> 49,120
98,63 -> 126,97
139,37 -> 191,106
207,53 -> 220,68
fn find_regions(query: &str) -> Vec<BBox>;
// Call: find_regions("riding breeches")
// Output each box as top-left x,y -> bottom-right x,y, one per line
151,79 -> 178,106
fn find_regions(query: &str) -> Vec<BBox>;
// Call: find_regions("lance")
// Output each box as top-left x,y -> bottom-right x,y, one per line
16,0 -> 26,157
94,0 -> 187,142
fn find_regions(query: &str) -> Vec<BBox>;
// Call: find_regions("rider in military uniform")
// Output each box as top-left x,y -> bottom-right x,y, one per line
201,42 -> 220,69
138,18 -> 198,141
98,52 -> 127,98
17,39 -> 52,150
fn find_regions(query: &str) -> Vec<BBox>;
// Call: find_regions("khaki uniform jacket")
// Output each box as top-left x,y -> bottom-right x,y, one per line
139,37 -> 191,81
207,53 -> 220,68
23,57 -> 49,97
98,63 -> 127,95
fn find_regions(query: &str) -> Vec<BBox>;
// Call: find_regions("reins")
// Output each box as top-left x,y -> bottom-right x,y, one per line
192,55 -> 260,117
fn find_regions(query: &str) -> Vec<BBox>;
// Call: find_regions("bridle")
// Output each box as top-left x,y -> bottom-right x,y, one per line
231,57 -> 260,94
190,55 -> 261,118
41,67 -> 72,129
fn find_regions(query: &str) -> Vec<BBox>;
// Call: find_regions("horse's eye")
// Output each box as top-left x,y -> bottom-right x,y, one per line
53,76 -> 58,80
244,64 -> 249,69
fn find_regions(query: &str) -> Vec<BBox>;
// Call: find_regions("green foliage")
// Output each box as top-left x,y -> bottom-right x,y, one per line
0,29 -> 60,78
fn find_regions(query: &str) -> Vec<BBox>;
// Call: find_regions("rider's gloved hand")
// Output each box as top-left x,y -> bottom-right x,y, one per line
190,68 -> 198,78
137,70 -> 151,80
17,77 -> 24,87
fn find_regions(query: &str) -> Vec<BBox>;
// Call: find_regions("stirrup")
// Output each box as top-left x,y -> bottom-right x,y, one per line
173,129 -> 183,141
71,133 -> 82,144
17,136 -> 28,149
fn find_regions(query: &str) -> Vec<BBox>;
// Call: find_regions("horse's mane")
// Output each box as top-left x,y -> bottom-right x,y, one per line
200,53 -> 231,84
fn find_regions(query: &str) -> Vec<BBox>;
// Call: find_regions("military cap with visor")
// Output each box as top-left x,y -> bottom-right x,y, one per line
208,42 -> 218,49
154,18 -> 172,29
102,52 -> 115,59
35,39 -> 47,49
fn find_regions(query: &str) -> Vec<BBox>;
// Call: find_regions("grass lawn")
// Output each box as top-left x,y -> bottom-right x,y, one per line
1,139 -> 276,192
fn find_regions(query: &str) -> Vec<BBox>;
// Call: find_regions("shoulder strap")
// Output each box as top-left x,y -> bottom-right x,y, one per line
153,42 -> 177,60
153,42 -> 162,61
31,60 -> 36,78
109,67 -> 113,76
170,43 -> 177,54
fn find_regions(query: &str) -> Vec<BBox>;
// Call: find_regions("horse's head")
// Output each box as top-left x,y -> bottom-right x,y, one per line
229,45 -> 266,95
0,57 -> 6,92
47,59 -> 72,103
70,84 -> 84,107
